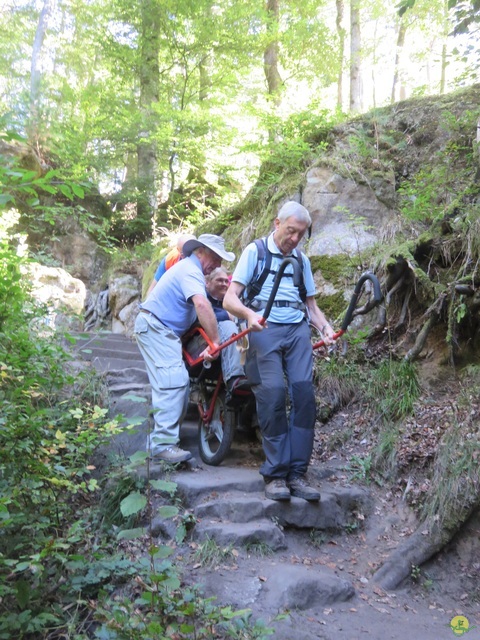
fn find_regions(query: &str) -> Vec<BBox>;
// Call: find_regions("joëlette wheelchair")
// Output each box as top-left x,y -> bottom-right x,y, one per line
182,325 -> 256,466
182,258 -> 382,467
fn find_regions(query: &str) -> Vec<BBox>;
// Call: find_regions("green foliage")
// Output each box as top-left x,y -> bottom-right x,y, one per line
94,586 -> 276,639
0,126 -> 114,250
363,359 -> 420,474
315,352 -> 363,418
397,108 -> 480,224
366,359 -> 420,422
346,454 -> 373,485
246,108 -> 336,190
244,542 -> 274,557
308,529 -> 327,549
0,220 -> 129,637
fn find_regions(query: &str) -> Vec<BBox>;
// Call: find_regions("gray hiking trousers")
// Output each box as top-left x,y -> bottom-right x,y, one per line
245,320 -> 316,481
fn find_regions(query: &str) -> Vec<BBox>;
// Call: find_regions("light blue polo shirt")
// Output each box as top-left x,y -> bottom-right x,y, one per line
141,254 -> 206,336
231,233 -> 316,324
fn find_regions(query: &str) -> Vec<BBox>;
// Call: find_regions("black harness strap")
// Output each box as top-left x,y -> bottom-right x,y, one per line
244,237 -> 307,306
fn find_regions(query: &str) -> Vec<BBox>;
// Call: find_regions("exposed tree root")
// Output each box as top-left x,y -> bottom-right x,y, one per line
373,493 -> 480,590
373,389 -> 480,591
404,312 -> 438,361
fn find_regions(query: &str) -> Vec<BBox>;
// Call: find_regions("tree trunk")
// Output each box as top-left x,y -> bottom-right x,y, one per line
137,0 -> 161,233
336,0 -> 346,111
264,0 -> 282,141
349,0 -> 362,113
439,0 -> 450,94
391,20 -> 407,103
29,0 -> 56,136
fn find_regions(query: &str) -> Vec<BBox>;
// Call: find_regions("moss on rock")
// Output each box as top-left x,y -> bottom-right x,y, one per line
309,255 -> 352,286
315,290 -> 348,323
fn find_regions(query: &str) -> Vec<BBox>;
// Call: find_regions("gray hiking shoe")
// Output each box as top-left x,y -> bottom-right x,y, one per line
288,477 -> 320,501
153,446 -> 192,463
265,479 -> 291,501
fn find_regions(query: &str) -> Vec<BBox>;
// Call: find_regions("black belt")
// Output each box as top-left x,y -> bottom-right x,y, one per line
139,308 -> 164,324
249,299 -> 306,311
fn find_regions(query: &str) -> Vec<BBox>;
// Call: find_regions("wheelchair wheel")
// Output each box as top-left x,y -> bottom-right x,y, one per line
198,388 -> 236,466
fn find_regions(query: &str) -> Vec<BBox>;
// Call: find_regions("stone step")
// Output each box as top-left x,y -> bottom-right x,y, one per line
194,485 -> 371,530
194,519 -> 287,551
90,357 -> 147,374
106,368 -> 149,392
196,564 -> 355,626
174,467 -> 265,505
73,332 -> 140,349
76,345 -> 144,362
261,564 -> 355,609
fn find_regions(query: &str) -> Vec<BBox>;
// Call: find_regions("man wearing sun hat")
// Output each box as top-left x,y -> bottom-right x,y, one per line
134,234 -> 241,464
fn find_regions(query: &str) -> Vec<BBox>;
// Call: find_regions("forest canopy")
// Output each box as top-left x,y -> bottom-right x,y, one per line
1,0 -> 480,243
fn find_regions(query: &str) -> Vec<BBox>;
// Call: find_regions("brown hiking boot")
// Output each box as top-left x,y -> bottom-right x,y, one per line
288,477 -> 320,501
265,479 -> 291,501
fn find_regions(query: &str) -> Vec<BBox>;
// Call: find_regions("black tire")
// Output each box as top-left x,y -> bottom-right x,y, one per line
198,388 -> 236,466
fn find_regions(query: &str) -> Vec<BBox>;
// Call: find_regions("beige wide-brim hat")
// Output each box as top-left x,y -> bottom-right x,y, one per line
183,234 -> 235,262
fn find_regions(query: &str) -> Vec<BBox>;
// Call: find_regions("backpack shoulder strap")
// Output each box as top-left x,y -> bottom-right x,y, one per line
294,248 -> 307,302
244,238 -> 271,305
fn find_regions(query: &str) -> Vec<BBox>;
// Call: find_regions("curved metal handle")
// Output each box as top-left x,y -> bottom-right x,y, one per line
312,273 -> 383,351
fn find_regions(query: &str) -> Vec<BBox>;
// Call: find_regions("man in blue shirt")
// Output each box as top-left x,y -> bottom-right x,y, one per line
135,234 -> 236,463
224,201 -> 335,501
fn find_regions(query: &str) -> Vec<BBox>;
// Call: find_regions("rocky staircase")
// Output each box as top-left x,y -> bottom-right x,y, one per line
166,463 -> 371,631
71,330 -> 374,633
72,332 -> 151,458
72,331 -> 147,378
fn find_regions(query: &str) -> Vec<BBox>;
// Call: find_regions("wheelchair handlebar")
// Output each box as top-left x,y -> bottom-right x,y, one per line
184,266 -> 382,366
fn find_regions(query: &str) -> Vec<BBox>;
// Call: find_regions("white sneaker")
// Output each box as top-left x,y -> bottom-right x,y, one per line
153,446 -> 192,463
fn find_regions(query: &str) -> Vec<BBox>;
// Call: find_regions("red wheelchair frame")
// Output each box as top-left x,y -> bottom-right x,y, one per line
182,325 -> 255,466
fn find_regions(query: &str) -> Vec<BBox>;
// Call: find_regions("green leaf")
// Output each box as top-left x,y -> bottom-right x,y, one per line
120,491 -> 147,517
15,579 -> 31,609
129,450 -> 149,464
149,479 -> 177,494
20,170 -> 38,182
0,194 -> 14,205
39,184 -> 57,195
117,527 -> 147,540
59,183 -> 73,199
121,393 -> 147,403
0,504 -> 10,520
162,575 -> 181,589
157,505 -> 178,519
150,544 -> 174,558
71,183 -> 85,198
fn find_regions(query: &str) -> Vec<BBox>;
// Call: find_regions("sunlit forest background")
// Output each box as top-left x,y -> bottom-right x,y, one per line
2,0 -> 479,243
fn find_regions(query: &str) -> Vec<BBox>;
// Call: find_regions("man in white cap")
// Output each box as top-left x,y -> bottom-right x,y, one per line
135,233 -> 240,463
224,202 -> 336,501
